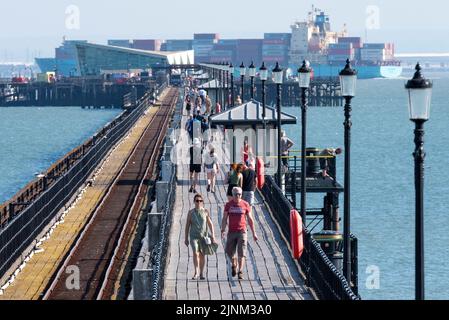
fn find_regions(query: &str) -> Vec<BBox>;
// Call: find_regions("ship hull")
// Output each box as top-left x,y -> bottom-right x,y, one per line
296,63 -> 403,79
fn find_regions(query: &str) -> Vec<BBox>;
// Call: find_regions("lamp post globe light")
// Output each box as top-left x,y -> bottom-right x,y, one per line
298,60 -> 312,223
248,61 -> 256,99
339,58 -> 357,286
405,63 -> 432,301
239,62 -> 246,104
229,63 -> 235,107
272,62 -> 283,188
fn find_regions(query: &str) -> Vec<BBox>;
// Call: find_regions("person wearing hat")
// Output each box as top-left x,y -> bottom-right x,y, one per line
221,186 -> 258,280
189,138 -> 203,193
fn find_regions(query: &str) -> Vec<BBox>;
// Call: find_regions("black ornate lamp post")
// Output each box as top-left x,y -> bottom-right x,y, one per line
223,62 -> 229,109
239,62 -> 246,104
219,64 -> 224,108
339,58 -> 357,285
259,62 -> 268,165
405,63 -> 432,300
248,61 -> 256,99
298,60 -> 312,223
272,62 -> 283,188
213,66 -> 218,105
229,63 -> 235,107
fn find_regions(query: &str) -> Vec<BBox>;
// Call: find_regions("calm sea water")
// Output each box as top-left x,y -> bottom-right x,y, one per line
283,71 -> 449,300
0,107 -> 122,203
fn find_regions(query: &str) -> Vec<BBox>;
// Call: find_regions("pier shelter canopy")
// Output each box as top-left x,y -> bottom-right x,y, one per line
75,42 -> 194,76
210,99 -> 297,169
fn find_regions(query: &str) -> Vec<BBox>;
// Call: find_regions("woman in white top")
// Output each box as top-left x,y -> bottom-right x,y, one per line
204,147 -> 219,193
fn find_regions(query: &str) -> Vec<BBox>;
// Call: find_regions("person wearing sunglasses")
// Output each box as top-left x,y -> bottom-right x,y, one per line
184,194 -> 216,280
221,187 -> 258,280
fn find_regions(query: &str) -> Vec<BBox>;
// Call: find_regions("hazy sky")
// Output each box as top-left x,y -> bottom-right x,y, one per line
1,0 -> 448,62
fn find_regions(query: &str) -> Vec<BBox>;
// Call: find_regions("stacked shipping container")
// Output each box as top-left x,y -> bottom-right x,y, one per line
209,40 -> 237,63
164,40 -> 193,51
236,39 -> 263,67
193,34 -> 219,63
132,39 -> 163,51
328,42 -> 354,62
262,33 -> 291,67
360,43 -> 395,62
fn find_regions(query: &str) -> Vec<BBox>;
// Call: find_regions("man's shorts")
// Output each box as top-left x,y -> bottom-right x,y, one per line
190,164 -> 201,173
225,231 -> 248,259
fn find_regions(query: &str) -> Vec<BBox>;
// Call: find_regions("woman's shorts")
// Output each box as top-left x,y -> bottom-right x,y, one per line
205,167 -> 217,175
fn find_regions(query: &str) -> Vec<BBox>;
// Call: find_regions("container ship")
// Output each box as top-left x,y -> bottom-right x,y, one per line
288,7 -> 403,79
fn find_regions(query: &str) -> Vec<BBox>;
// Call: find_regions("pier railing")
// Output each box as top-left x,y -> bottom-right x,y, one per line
0,90 -> 156,279
260,175 -> 359,300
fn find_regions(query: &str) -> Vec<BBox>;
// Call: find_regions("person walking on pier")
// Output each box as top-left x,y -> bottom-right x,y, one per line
189,138 -> 203,193
241,138 -> 253,165
205,147 -> 219,193
221,187 -> 258,280
241,160 -> 257,207
205,95 -> 212,115
235,95 -> 242,106
215,101 -> 221,114
226,163 -> 243,201
185,193 -> 216,280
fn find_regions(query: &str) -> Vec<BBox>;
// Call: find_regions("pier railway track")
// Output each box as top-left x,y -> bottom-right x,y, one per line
42,88 -> 178,300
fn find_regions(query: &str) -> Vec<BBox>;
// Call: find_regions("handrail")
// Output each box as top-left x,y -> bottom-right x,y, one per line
260,175 -> 360,300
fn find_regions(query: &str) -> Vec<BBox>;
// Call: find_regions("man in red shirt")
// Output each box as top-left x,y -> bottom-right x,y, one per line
221,187 -> 258,280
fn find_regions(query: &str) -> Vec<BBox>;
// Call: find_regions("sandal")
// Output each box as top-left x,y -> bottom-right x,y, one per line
231,265 -> 237,277
200,275 -> 206,280
192,274 -> 198,280
238,271 -> 244,280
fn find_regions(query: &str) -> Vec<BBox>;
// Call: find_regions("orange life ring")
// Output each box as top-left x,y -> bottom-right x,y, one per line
290,209 -> 304,259
256,157 -> 265,189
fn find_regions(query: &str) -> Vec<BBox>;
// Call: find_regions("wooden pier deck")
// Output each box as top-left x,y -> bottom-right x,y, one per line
162,113 -> 313,301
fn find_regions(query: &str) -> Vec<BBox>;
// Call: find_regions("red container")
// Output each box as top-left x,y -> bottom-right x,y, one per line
133,39 -> 163,51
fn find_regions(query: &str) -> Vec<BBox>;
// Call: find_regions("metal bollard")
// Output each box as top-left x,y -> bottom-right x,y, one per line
132,269 -> 152,300
156,181 -> 169,212
161,161 -> 172,182
147,212 -> 163,253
